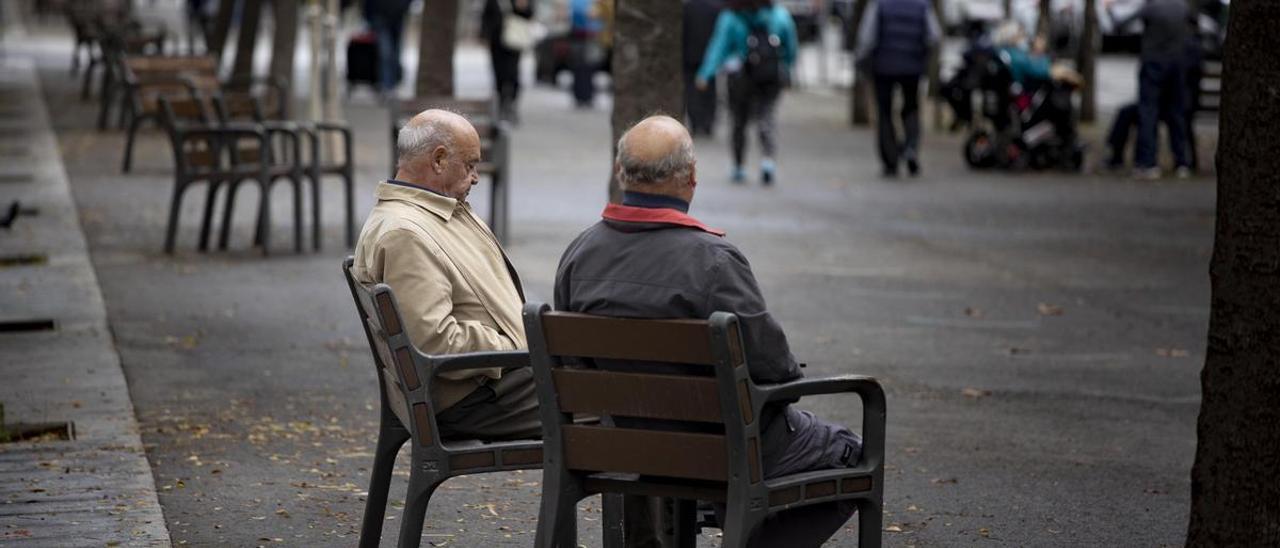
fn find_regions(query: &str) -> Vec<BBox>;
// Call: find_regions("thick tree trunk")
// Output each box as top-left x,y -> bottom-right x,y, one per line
416,0 -> 459,97
927,0 -> 943,129
1037,0 -> 1051,40
1186,2 -> 1280,546
1076,0 -> 1097,121
231,0 -> 263,81
609,0 -> 682,203
209,0 -> 238,60
269,0 -> 299,96
850,0 -> 870,126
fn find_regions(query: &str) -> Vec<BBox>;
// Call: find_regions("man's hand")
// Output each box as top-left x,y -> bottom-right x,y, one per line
1050,63 -> 1084,86
695,77 -> 708,91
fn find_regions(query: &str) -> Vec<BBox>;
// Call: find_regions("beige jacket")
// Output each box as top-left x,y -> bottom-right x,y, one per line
352,181 -> 526,411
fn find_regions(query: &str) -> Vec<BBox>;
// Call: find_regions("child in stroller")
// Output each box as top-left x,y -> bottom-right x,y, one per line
948,22 -> 1085,170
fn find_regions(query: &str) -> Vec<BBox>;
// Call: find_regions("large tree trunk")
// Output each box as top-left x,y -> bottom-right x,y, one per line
1037,0 -> 1051,39
926,0 -> 943,129
230,0 -> 263,81
850,0 -> 870,126
269,0 -> 299,96
416,0 -> 459,97
609,0 -> 682,203
1075,0 -> 1097,121
1186,2 -> 1280,546
209,0 -> 238,60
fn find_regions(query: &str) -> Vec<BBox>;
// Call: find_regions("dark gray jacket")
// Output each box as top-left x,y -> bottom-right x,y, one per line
1112,0 -> 1192,62
553,194 -> 807,467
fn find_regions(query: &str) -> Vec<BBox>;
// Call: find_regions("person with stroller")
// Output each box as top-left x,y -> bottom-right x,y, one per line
855,0 -> 942,177
695,0 -> 798,185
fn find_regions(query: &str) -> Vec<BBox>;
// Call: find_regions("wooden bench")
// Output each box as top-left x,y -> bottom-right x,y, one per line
118,54 -> 218,172
523,302 -> 887,548
343,258 -> 543,548
389,97 -> 511,243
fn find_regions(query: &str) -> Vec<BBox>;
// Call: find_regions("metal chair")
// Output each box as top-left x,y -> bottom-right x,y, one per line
523,302 -> 887,548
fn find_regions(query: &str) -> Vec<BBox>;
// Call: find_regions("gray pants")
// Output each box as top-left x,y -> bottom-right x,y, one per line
435,367 -> 542,441
728,73 -> 781,167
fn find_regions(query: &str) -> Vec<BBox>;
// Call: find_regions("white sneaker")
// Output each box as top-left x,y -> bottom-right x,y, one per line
1175,166 -> 1192,179
1133,167 -> 1162,181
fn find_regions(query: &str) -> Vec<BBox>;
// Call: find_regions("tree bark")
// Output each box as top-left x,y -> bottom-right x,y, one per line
926,0 -> 943,129
209,0 -> 238,60
416,0 -> 459,97
231,0 -> 263,81
850,0 -> 870,126
1186,2 -> 1280,546
609,0 -> 682,203
1037,0 -> 1051,40
269,0 -> 299,96
1076,0 -> 1097,121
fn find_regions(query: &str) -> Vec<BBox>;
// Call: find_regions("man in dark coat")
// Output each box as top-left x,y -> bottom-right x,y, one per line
554,115 -> 862,548
684,0 -> 724,137
855,0 -> 941,177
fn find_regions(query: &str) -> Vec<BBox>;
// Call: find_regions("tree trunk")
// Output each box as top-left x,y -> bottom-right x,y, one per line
1076,0 -> 1097,122
927,0 -> 943,129
1186,2 -> 1280,546
416,0 -> 459,97
209,0 -> 238,60
269,0 -> 299,97
609,0 -> 682,203
1037,0 -> 1051,40
850,0 -> 870,126
231,0 -> 263,81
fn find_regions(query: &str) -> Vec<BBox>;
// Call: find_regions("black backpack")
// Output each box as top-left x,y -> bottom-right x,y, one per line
743,16 -> 784,87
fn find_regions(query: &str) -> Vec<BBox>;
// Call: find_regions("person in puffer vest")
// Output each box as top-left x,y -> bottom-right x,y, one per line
855,0 -> 941,177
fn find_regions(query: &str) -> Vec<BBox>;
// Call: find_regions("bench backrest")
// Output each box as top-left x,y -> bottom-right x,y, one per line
342,258 -> 438,449
524,303 -> 764,485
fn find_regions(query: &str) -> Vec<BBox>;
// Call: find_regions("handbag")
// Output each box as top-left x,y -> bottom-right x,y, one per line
500,0 -> 542,51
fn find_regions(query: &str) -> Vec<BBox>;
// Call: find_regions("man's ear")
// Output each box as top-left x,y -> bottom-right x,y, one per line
431,146 -> 449,174
689,162 -> 697,188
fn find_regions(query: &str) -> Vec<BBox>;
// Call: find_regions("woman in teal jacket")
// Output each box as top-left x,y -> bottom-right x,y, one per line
695,0 -> 798,184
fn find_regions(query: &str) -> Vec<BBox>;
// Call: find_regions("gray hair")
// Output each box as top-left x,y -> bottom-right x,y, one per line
615,136 -> 696,190
397,117 -> 455,169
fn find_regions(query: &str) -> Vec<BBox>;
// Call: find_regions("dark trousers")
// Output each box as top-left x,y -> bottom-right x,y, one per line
435,367 -> 542,441
490,40 -> 523,112
684,67 -> 718,136
873,73 -> 921,172
1135,59 -> 1190,169
368,4 -> 410,92
570,36 -> 599,107
727,73 -> 780,167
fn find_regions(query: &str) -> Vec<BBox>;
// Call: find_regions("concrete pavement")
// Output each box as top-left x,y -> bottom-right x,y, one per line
4,8 -> 1215,547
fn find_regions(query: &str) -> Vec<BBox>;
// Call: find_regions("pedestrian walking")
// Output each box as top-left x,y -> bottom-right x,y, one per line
684,0 -> 725,138
1107,0 -> 1193,179
481,0 -> 535,124
695,0 -> 798,185
569,0 -> 605,108
855,0 -> 941,177
363,0 -> 414,95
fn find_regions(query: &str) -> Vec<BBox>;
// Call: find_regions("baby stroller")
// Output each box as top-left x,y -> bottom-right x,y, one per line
958,50 -> 1084,171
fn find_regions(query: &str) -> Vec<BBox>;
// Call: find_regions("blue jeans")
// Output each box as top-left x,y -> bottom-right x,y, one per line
368,2 -> 411,92
1135,59 -> 1190,169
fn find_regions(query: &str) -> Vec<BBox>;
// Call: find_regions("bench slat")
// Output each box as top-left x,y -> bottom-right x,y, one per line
563,425 -> 728,481
540,312 -> 716,365
553,369 -> 723,423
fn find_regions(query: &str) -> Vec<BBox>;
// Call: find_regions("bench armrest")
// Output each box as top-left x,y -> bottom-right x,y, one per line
430,350 -> 530,376
757,374 -> 886,469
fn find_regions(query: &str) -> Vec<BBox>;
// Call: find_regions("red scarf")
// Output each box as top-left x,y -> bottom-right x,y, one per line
601,203 -> 726,237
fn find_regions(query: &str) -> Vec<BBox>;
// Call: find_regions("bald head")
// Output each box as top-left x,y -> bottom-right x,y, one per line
396,109 -> 482,200
615,115 -> 696,198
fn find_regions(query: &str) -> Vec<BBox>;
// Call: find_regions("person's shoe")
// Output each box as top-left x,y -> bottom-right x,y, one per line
731,166 -> 746,184
761,158 -> 776,186
1132,167 -> 1162,180
906,156 -> 920,177
1175,166 -> 1193,179
882,163 -> 898,178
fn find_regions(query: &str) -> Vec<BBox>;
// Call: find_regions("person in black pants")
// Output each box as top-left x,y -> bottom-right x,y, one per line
683,0 -> 724,137
854,0 -> 940,177
364,0 -> 414,95
481,0 -> 534,124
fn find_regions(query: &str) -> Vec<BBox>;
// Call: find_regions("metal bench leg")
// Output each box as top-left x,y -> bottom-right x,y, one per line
397,461 -> 443,548
197,180 -> 220,252
535,470 -> 580,548
344,166 -> 355,248
163,180 -> 188,254
309,168 -> 321,251
218,179 -> 244,250
256,180 -> 272,256
857,498 -> 883,548
358,410 -> 410,548
122,115 -> 142,173
601,493 -> 624,548
291,176 -> 303,254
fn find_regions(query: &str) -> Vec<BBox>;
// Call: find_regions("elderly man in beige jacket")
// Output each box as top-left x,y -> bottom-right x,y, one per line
352,109 -> 539,440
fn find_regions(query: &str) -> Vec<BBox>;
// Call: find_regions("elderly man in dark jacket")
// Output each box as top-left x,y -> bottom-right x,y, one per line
554,115 -> 862,548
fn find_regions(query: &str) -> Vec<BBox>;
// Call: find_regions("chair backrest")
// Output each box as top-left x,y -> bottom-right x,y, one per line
389,96 -> 505,175
524,303 -> 765,486
342,258 -> 439,449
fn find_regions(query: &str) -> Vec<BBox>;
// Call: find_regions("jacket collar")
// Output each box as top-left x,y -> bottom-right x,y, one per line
601,201 -> 725,237
621,190 -> 690,213
376,180 -> 458,221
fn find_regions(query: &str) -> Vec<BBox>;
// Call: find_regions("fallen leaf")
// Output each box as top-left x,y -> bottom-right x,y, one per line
1155,348 -> 1190,358
885,524 -> 904,533
978,527 -> 991,538
931,477 -> 958,485
964,307 -> 984,318
1037,303 -> 1064,316
961,387 -> 991,399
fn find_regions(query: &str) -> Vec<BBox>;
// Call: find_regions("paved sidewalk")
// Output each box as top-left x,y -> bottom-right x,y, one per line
0,59 -> 168,546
